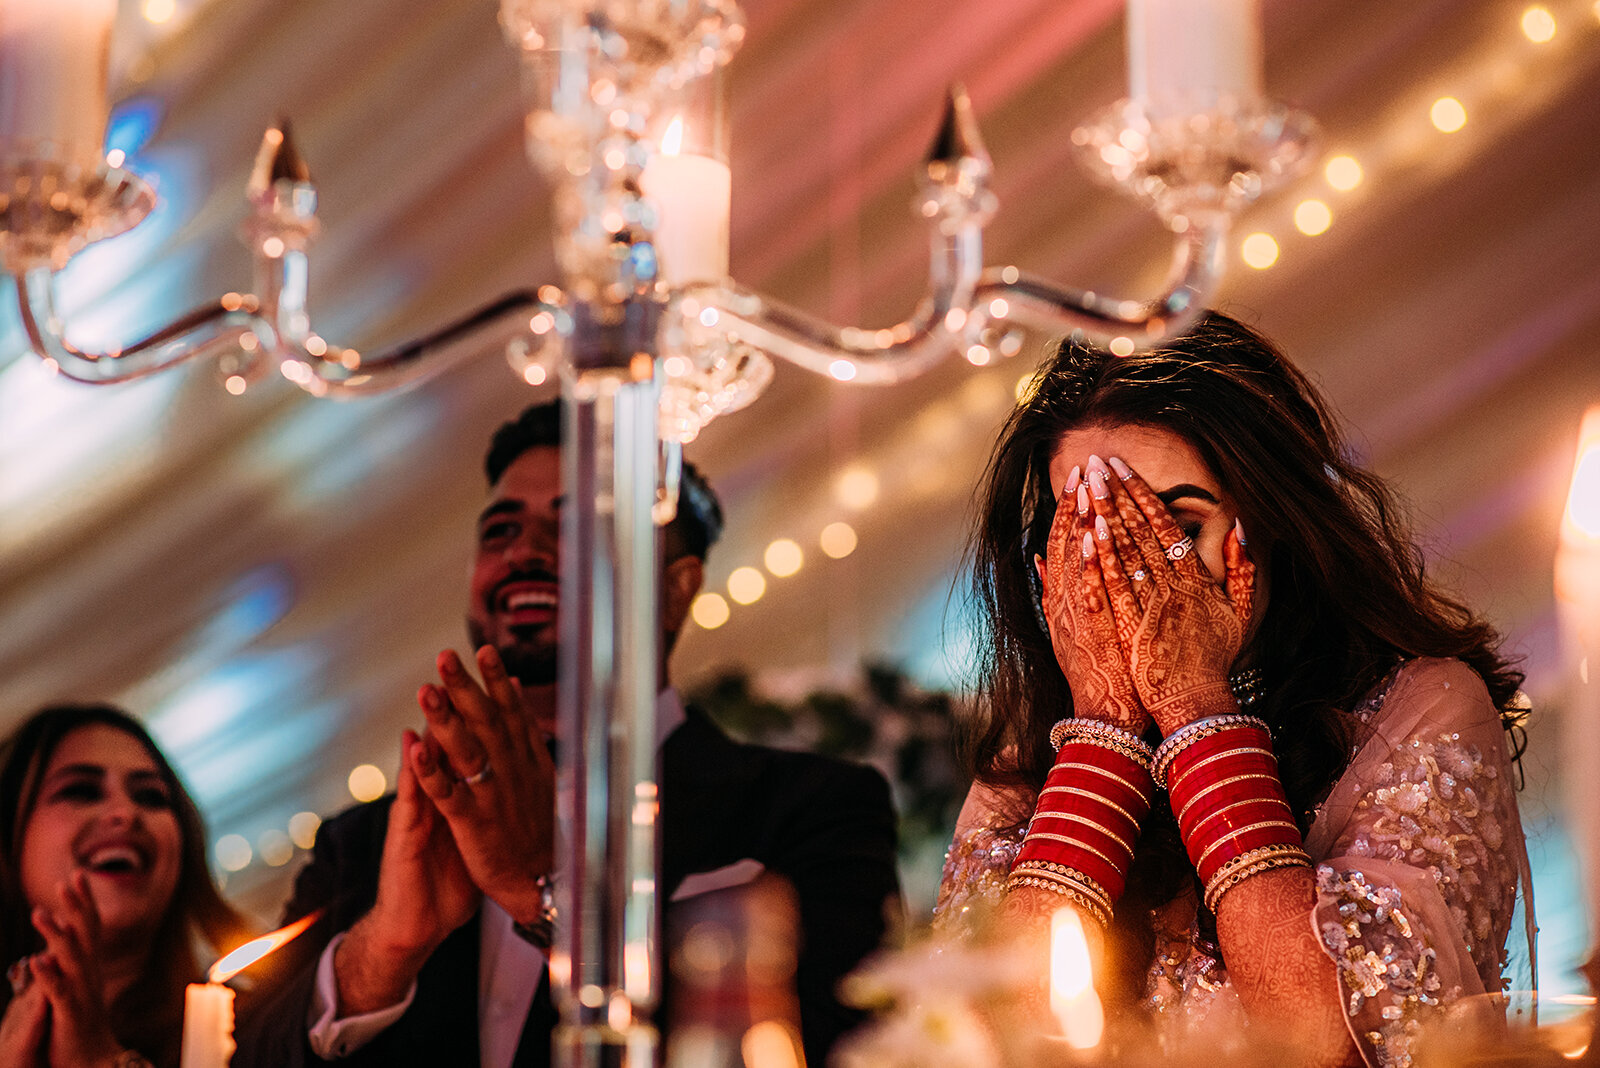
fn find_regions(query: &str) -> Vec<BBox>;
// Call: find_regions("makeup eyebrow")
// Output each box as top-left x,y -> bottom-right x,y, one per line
1156,483 -> 1220,507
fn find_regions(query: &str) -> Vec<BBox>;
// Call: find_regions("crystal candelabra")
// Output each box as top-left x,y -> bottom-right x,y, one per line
1,0 -> 1315,1063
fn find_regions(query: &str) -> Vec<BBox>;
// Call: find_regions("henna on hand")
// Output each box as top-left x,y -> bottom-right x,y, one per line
1101,459 -> 1256,735
1036,483 -> 1150,735
1215,867 -> 1358,1066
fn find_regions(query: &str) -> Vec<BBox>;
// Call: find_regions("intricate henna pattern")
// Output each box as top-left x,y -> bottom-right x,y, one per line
1037,488 -> 1149,734
1104,465 -> 1255,736
1217,867 -> 1357,1065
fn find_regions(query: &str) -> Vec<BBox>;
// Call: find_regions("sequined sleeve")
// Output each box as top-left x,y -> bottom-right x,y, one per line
932,782 -> 1028,939
1303,658 -> 1528,1068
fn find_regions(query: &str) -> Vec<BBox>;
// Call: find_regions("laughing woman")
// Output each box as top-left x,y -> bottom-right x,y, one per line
0,705 -> 250,1068
936,313 -> 1533,1066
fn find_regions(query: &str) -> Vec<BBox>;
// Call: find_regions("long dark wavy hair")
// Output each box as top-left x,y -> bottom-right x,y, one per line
964,312 -> 1525,999
0,704 -> 252,1068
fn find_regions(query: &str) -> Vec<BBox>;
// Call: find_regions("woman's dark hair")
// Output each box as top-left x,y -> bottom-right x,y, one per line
965,312 -> 1524,998
0,704 -> 252,1067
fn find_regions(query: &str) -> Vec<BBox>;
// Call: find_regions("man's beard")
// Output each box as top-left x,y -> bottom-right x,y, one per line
466,618 -> 558,686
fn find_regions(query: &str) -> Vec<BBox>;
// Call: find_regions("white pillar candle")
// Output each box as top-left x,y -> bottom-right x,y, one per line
0,0 -> 118,166
1556,405 -> 1600,967
640,118 -> 731,287
1126,0 -> 1262,119
181,982 -> 236,1068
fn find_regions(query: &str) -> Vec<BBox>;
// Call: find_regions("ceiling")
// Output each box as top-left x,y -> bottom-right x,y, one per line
1,0 -> 1597,936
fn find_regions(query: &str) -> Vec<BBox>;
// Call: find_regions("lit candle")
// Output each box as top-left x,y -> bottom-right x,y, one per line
180,982 -> 235,1068
1556,405 -> 1600,969
639,116 -> 731,287
1049,907 -> 1104,1051
182,912 -> 321,1068
0,0 -> 118,167
1126,0 -> 1262,119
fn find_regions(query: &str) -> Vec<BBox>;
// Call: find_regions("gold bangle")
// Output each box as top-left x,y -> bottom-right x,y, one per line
1010,860 -> 1113,906
1019,831 -> 1125,874
1152,714 -> 1271,786
1173,772 -> 1283,829
1169,745 -> 1275,786
1005,875 -> 1112,927
1183,795 -> 1293,839
1203,846 -> 1312,913
1038,785 -> 1145,827
1049,762 -> 1153,803
1027,811 -> 1136,858
1194,819 -> 1302,873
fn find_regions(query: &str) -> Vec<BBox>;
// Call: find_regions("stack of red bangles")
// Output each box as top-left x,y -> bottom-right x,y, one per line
1005,718 -> 1155,927
1153,714 -> 1311,914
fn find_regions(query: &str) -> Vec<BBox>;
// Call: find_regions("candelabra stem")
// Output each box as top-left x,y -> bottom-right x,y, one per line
554,318 -> 663,1068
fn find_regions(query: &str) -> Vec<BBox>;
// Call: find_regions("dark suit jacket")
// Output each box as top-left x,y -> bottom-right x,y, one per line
235,709 -> 900,1067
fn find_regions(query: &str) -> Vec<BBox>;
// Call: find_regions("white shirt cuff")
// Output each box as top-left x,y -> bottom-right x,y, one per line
305,931 -> 417,1060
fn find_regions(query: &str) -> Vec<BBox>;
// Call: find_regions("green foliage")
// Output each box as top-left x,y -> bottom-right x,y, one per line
689,663 -> 970,888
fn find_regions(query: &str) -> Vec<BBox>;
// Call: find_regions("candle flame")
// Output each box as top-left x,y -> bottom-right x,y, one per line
1049,907 -> 1104,1050
661,116 -> 684,156
208,911 -> 321,983
1562,406 -> 1600,547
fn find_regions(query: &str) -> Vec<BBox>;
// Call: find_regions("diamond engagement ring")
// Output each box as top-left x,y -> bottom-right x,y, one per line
462,763 -> 494,786
1165,537 -> 1194,562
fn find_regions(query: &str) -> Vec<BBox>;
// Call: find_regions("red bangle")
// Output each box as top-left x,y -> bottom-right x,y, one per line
1010,731 -> 1157,918
1160,717 -> 1304,901
1180,795 -> 1293,841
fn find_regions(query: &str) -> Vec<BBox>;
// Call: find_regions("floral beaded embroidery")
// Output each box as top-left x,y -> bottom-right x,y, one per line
933,825 -> 1022,937
1324,729 -> 1518,990
1315,867 -> 1453,1068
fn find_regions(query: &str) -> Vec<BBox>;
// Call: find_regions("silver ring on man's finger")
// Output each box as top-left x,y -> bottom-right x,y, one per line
1165,537 -> 1194,562
461,763 -> 494,786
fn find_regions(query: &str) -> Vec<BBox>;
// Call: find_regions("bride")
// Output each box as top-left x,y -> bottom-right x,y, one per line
936,312 -> 1532,1066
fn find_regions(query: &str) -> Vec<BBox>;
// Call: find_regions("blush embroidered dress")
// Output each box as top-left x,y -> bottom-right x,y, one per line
933,658 -> 1532,1068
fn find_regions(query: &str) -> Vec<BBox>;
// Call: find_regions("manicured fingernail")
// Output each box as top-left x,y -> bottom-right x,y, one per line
1094,515 -> 1110,541
439,651 -> 461,675
1081,531 -> 1094,558
1234,518 -> 1247,546
420,685 -> 441,711
1088,467 -> 1110,500
1065,465 -> 1082,494
1076,484 -> 1090,516
1109,456 -> 1132,480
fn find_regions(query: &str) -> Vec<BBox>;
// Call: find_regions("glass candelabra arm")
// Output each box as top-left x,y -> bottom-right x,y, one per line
675,86 -> 994,387
969,217 -> 1227,349
13,265 -> 277,385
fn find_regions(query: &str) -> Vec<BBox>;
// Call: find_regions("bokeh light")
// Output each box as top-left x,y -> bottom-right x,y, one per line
1431,97 -> 1467,133
727,566 -> 767,605
692,592 -> 731,629
764,538 -> 803,577
215,834 -> 252,872
288,811 -> 322,850
348,764 -> 387,803
819,522 -> 858,559
1522,6 -> 1556,41
1294,200 -> 1333,236
1241,233 -> 1279,269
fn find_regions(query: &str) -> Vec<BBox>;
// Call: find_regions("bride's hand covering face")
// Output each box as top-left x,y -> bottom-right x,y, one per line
1047,427 -> 1259,735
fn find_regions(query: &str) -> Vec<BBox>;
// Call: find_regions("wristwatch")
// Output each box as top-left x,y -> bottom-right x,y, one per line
511,873 -> 558,949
